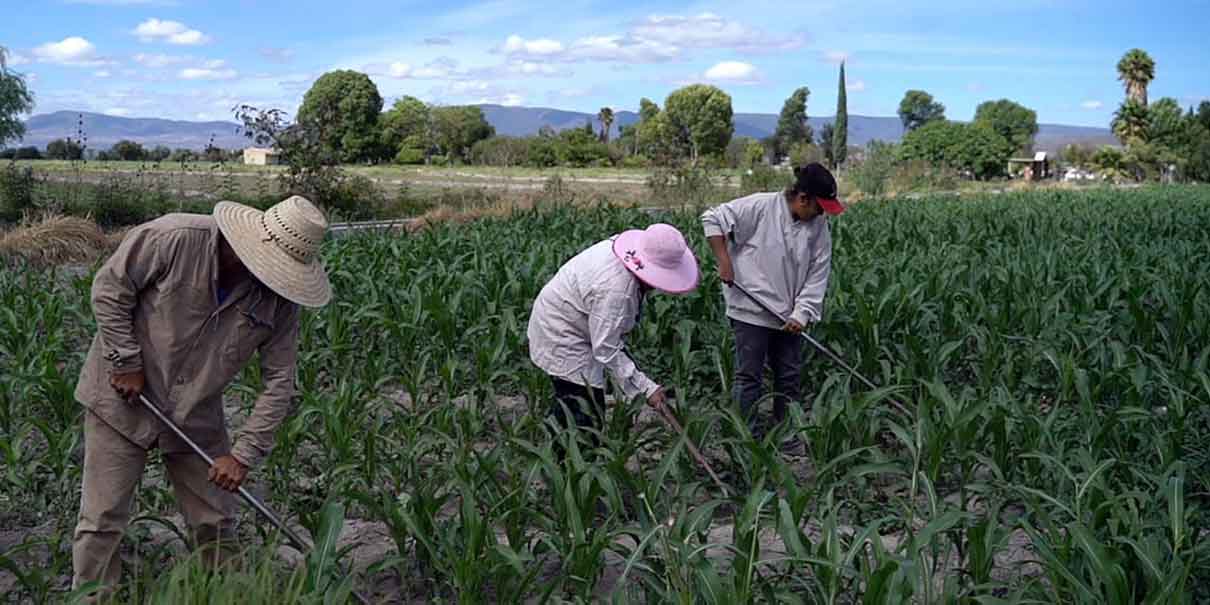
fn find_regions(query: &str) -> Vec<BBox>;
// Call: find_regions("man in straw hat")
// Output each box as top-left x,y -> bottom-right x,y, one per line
701,162 -> 845,444
71,195 -> 332,596
527,223 -> 700,456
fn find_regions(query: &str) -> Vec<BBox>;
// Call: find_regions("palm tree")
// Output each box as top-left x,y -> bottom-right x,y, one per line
598,107 -> 614,143
1112,99 -> 1150,146
1116,49 -> 1156,107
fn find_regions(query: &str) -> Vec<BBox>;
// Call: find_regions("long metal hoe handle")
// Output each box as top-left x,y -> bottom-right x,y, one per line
656,403 -> 730,498
726,282 -> 911,417
137,394 -> 371,605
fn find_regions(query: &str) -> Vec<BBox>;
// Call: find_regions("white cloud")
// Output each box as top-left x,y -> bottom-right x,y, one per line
134,18 -> 211,45
33,37 -> 111,66
431,80 -> 525,106
703,60 -> 760,84
179,60 -> 237,80
94,70 -> 112,78
502,35 -> 565,56
133,52 -> 187,67
848,79 -> 867,93
104,107 -> 131,116
567,35 -> 679,63
7,52 -> 30,67
630,13 -> 799,54
1081,100 -> 1103,110
423,37 -> 452,46
967,82 -> 985,93
496,15 -> 798,66
822,50 -> 849,65
385,62 -> 412,78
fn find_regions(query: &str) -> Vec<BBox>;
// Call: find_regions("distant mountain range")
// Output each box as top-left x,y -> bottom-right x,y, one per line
19,107 -> 1117,153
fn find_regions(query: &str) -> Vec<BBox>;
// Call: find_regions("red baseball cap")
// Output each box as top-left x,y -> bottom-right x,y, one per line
794,162 -> 846,215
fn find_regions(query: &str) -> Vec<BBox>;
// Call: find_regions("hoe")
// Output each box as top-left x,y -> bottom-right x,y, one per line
138,394 -> 372,605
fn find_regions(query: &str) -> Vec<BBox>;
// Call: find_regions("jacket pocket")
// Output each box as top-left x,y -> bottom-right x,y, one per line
225,315 -> 269,367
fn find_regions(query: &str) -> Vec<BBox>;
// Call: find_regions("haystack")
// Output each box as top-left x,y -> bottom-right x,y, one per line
0,214 -> 113,267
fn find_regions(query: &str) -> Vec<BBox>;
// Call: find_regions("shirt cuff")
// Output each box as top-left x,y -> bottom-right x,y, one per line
229,440 -> 263,469
789,307 -> 815,326
105,349 -> 143,374
702,224 -> 724,238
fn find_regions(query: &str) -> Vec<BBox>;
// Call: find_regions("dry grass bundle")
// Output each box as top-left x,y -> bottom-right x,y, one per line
0,213 -> 113,267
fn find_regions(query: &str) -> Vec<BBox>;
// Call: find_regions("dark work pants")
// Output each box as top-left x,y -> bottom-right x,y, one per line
731,318 -> 803,427
547,377 -> 607,459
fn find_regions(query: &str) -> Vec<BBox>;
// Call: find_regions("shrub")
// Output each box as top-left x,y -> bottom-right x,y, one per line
91,172 -> 164,227
740,165 -> 790,196
0,164 -> 39,222
13,147 -> 42,160
849,141 -> 898,197
646,164 -> 723,209
394,147 -> 426,165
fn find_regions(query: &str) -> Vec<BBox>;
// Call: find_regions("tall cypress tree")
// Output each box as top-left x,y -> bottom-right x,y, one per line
833,62 -> 848,168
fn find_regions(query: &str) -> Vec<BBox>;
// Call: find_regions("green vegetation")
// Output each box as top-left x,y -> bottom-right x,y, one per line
897,90 -> 946,133
833,62 -> 848,168
3,186 -> 1210,602
0,47 -> 35,148
973,99 -> 1039,154
297,70 -> 385,163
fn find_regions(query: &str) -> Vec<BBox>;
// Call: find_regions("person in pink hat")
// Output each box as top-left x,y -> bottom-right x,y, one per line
526,223 -> 699,456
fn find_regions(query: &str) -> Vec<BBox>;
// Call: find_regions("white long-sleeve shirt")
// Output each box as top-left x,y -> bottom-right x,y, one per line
526,237 -> 660,400
701,191 -> 833,329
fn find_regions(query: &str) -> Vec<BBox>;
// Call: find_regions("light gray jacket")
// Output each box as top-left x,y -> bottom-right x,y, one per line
701,191 -> 833,329
526,238 -> 659,400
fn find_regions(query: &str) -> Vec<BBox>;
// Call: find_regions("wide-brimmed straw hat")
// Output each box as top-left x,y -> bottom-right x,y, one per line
612,223 -> 700,294
213,195 -> 332,308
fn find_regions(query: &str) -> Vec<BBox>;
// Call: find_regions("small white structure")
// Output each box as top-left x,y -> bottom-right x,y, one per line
243,147 -> 280,166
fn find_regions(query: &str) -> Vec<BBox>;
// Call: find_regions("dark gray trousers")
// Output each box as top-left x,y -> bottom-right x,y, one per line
731,318 -> 803,426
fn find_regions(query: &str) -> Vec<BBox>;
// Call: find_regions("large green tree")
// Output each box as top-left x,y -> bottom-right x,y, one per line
46,138 -> 84,160
297,70 -> 384,163
1112,99 -> 1150,146
380,96 -> 432,164
898,90 -> 946,133
1117,48 -> 1156,107
833,63 -> 848,167
1146,97 -> 1185,147
639,98 -> 660,123
663,84 -> 734,162
0,47 -> 35,148
973,99 -> 1039,153
774,87 -> 812,160
111,140 -> 146,161
899,120 -> 1013,180
431,105 -> 494,162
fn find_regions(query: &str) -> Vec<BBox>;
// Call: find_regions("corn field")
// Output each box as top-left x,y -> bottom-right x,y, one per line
3,186 -> 1210,603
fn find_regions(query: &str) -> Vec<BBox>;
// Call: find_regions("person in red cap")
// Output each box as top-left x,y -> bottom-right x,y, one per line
527,223 -> 700,457
701,162 -> 845,443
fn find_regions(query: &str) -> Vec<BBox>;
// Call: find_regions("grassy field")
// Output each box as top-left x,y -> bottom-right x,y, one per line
2,186 -> 1210,603
13,160 -> 693,181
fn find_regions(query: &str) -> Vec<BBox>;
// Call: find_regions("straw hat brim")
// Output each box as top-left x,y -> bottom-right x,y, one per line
213,201 -> 332,308
613,229 -> 700,294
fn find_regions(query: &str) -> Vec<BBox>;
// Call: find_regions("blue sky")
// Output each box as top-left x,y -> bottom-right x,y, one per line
4,0 -> 1208,128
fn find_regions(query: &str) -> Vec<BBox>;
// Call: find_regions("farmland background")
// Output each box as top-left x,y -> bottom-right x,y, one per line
2,185 -> 1210,603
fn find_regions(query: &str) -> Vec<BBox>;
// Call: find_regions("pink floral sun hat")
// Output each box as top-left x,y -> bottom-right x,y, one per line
612,223 -> 700,294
